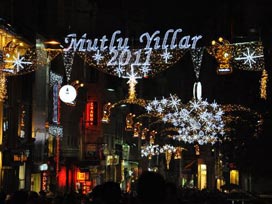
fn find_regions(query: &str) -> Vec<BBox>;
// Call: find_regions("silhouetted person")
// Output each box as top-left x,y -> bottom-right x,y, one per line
27,191 -> 39,204
89,184 -> 103,204
136,171 -> 166,204
164,182 -> 181,204
0,190 -> 6,204
9,189 -> 28,204
101,181 -> 122,204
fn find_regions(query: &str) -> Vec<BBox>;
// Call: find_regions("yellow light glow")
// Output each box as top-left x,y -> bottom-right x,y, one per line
217,178 -> 225,191
0,73 -> 7,102
260,69 -> 268,100
230,170 -> 239,185
198,163 -> 207,190
44,40 -> 60,45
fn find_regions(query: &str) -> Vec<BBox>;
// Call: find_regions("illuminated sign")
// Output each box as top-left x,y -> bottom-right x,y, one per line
64,29 -> 202,52
85,101 -> 98,127
64,29 -> 202,67
41,171 -> 48,191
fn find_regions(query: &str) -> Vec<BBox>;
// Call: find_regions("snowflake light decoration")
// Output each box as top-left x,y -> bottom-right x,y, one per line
145,95 -> 225,145
4,53 -> 32,73
161,48 -> 172,63
232,41 -> 264,71
234,47 -> 263,69
92,50 -> 104,64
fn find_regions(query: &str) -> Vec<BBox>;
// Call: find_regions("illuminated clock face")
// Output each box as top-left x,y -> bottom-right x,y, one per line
59,85 -> 77,103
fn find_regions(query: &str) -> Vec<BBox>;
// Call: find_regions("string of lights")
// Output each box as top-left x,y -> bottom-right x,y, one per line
222,104 -> 263,138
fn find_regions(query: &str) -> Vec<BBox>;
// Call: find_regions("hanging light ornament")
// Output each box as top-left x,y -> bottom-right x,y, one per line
146,94 -> 225,145
101,102 -> 113,123
133,122 -> 142,137
190,47 -> 204,100
101,64 -> 147,124
141,143 -> 187,170
141,127 -> 149,140
149,130 -> 157,145
59,49 -> 78,104
174,146 -> 187,160
206,37 -> 233,75
125,113 -> 135,131
160,144 -> 176,170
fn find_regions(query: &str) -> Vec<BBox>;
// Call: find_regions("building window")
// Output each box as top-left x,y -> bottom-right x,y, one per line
198,164 -> 207,190
230,170 -> 239,185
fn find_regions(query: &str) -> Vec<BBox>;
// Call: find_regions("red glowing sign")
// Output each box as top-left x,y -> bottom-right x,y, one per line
42,171 -> 48,191
85,101 -> 98,128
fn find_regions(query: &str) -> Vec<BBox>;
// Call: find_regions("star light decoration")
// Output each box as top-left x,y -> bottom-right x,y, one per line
4,53 -> 32,73
222,104 -> 263,138
146,94 -> 225,145
101,64 -> 147,124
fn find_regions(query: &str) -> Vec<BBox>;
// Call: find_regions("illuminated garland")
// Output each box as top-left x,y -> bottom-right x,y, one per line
0,72 -> 7,101
260,69 -> 268,100
222,104 -> 263,138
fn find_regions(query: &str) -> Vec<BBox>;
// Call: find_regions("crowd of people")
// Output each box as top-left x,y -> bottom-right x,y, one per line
0,171 -> 266,204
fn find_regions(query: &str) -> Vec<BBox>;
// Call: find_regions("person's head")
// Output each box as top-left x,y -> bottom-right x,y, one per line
137,171 -> 166,204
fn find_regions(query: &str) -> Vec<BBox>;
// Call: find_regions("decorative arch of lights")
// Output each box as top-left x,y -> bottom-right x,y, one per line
222,104 -> 263,138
